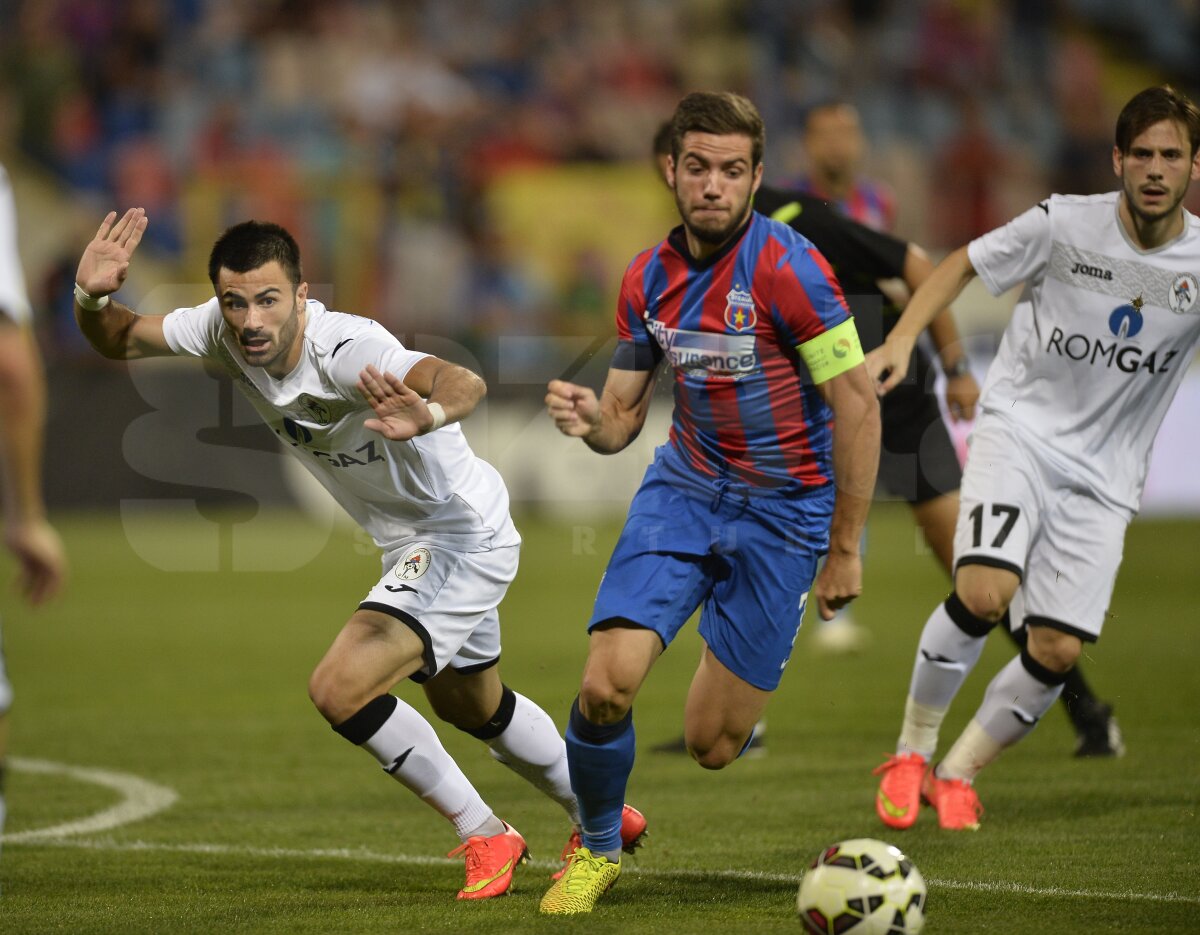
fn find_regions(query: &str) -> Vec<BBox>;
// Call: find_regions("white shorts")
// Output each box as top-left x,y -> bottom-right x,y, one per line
955,416 -> 1130,641
358,540 -> 519,682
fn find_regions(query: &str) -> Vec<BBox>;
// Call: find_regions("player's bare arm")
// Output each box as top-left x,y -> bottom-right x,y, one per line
903,243 -> 980,420
74,208 -> 172,360
546,365 -> 657,454
0,320 -> 65,605
869,244 -> 977,395
357,357 -> 484,441
812,361 -> 880,620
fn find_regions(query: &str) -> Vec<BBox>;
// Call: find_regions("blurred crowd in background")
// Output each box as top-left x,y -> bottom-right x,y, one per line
2,0 -> 1199,378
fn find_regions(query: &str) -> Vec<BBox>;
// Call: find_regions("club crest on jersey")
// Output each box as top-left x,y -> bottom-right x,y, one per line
296,393 -> 332,425
395,547 -> 432,581
724,287 -> 757,332
1168,273 -> 1198,314
1109,294 -> 1144,339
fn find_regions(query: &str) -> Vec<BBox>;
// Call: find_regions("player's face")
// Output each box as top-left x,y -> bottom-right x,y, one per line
1114,118 -> 1200,226
803,105 -> 863,183
668,131 -> 762,253
217,261 -> 309,378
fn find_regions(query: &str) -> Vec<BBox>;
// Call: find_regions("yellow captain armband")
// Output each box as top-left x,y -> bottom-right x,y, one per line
797,318 -> 864,383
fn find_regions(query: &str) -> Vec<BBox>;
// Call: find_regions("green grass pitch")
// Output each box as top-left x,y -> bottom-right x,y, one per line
1,504 -> 1197,934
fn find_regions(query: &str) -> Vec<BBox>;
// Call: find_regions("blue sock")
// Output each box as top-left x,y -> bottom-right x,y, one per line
565,698 -> 635,857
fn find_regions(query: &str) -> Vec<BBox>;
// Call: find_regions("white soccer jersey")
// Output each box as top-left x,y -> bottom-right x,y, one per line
0,164 -> 32,326
162,298 -> 518,553
968,192 -> 1200,514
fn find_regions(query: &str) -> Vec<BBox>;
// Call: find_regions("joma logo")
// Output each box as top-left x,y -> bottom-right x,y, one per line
1070,262 -> 1113,281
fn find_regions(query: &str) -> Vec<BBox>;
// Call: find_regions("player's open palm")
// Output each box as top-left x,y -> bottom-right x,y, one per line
546,379 -> 600,437
76,208 -> 149,298
358,364 -> 433,440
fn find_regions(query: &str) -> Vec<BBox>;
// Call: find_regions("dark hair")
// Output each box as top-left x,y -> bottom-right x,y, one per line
207,220 -> 303,288
1115,85 -> 1200,157
800,98 -> 856,130
652,119 -> 673,159
669,92 -> 765,167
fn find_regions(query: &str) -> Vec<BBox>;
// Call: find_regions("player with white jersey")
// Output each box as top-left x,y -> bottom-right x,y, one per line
0,164 -> 68,878
72,214 -> 645,898
868,85 -> 1200,831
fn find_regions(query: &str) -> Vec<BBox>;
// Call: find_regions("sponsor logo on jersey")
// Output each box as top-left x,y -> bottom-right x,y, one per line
297,393 -> 333,425
1070,261 -> 1113,281
1108,294 -> 1144,339
645,318 -> 758,379
396,547 -> 432,580
1168,273 -> 1198,314
1046,293 -> 1179,376
723,286 -> 758,332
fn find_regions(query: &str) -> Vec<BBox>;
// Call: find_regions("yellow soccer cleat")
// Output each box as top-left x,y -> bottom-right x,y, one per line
539,846 -> 621,915
552,804 -> 647,880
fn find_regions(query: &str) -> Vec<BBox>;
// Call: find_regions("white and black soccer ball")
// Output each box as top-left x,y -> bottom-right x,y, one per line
796,838 -> 926,935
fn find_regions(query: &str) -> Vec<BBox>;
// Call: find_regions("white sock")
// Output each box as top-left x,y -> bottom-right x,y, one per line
909,599 -> 990,708
896,598 -> 991,759
897,697 -> 948,761
938,719 -> 1006,783
956,653 -> 1065,776
486,691 -> 580,826
361,697 -> 500,841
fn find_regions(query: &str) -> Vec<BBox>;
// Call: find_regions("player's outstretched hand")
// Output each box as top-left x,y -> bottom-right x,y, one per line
864,334 -> 916,397
545,379 -> 600,438
75,208 -> 148,299
813,551 -> 862,621
5,518 -> 67,606
358,364 -> 435,440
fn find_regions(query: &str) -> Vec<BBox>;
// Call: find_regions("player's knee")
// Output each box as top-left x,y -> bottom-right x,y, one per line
308,662 -> 360,725
688,740 -> 738,771
953,579 -> 1012,623
1025,626 -> 1082,673
578,673 -> 634,724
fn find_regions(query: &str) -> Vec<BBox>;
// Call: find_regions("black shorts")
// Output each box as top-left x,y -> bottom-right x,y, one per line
877,349 -> 962,505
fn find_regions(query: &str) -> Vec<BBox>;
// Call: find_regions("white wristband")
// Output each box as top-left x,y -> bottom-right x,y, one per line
426,402 -> 447,432
74,282 -> 110,311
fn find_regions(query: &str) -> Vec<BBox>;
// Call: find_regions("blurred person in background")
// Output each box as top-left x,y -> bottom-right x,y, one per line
795,99 -> 896,233
0,161 -> 68,880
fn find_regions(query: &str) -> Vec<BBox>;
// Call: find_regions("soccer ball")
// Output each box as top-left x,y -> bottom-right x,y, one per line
796,838 -> 926,934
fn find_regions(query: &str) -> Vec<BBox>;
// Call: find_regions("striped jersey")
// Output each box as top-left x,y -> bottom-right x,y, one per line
614,211 -> 853,492
968,192 -> 1200,514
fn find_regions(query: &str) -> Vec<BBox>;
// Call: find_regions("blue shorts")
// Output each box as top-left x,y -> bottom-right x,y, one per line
589,452 -> 834,691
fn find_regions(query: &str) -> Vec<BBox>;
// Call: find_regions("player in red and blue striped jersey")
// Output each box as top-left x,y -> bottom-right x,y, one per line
540,92 -> 881,915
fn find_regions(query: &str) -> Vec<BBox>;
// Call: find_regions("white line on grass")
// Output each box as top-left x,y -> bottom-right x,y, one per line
4,757 -> 179,842
8,835 -> 1199,907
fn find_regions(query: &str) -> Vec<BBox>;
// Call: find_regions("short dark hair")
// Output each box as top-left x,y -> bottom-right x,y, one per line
800,98 -> 856,130
668,92 -> 765,167
652,119 -> 673,159
208,220 -> 303,288
1115,85 -> 1200,157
